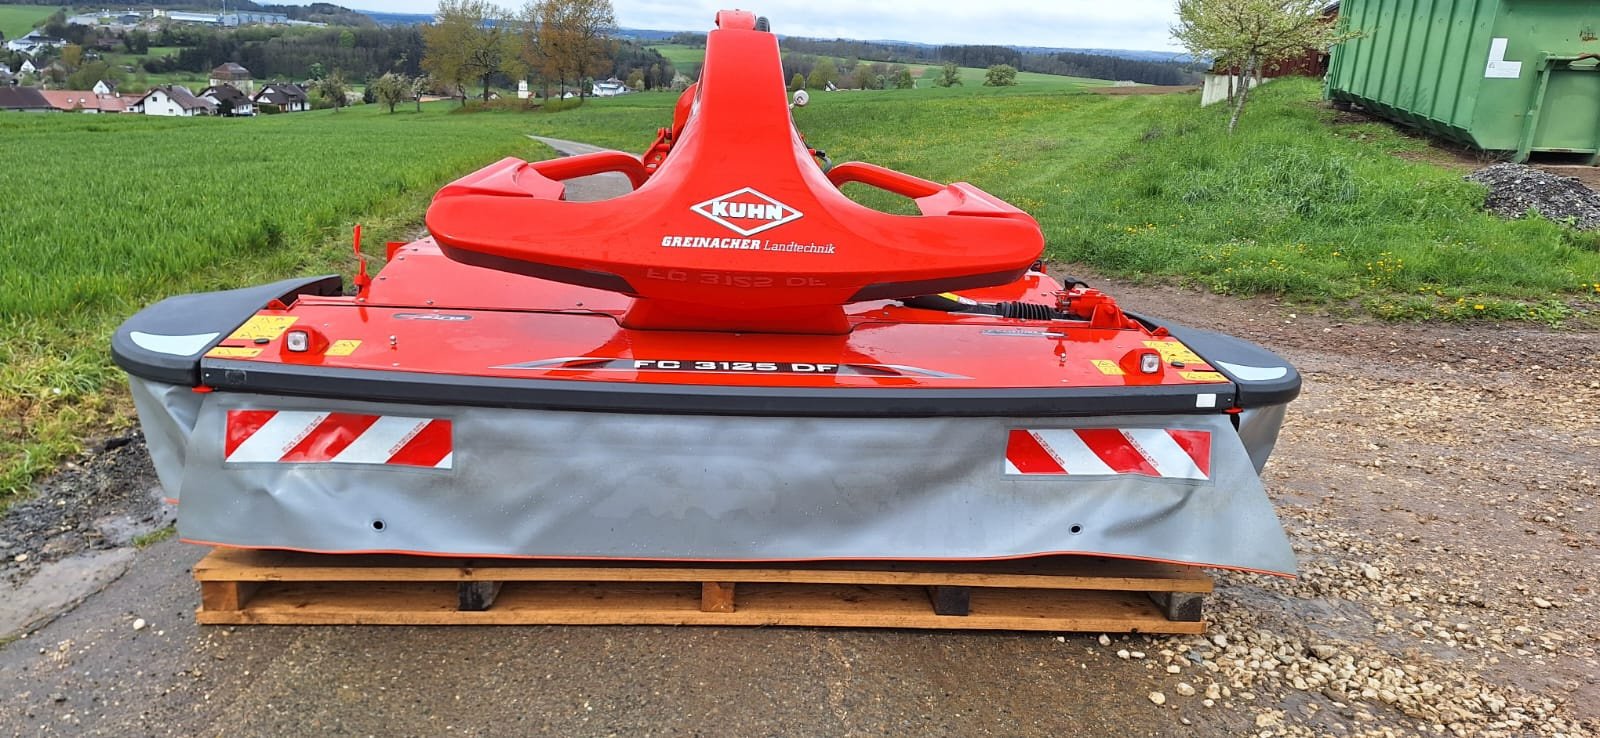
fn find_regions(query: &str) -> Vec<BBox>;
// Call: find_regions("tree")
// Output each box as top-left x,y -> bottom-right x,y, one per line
67,61 -> 118,91
1172,0 -> 1357,132
807,57 -> 836,90
60,44 -> 83,70
789,72 -> 805,91
891,65 -> 915,89
525,0 -> 617,99
936,61 -> 962,87
411,73 -> 434,111
314,70 -> 348,111
372,71 -> 409,112
122,30 -> 150,55
854,64 -> 882,90
983,64 -> 1017,86
625,68 -> 643,90
424,0 -> 522,102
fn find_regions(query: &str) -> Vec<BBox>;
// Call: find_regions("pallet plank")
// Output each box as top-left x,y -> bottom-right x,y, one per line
193,549 -> 1211,593
196,581 -> 1203,633
191,549 -> 1210,633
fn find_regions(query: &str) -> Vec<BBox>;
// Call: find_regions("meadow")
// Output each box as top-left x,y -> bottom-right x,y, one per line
649,43 -> 1113,92
913,64 -> 1114,90
650,43 -> 705,68
0,4 -> 59,39
0,103 -> 543,499
533,78 -> 1599,322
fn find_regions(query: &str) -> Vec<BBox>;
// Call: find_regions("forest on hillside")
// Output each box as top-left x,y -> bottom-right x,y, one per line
663,33 -> 1202,86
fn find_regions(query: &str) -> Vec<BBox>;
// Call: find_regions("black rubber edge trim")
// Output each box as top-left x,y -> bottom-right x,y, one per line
198,360 -> 1238,418
438,243 -> 637,295
849,268 -> 1031,302
112,275 -> 343,386
1123,310 -> 1302,408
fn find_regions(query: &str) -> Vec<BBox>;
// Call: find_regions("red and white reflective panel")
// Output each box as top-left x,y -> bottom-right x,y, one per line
225,410 -> 453,469
1005,428 -> 1211,480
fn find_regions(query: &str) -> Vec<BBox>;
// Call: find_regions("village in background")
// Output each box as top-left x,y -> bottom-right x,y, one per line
0,6 -> 652,116
0,3 -> 1205,117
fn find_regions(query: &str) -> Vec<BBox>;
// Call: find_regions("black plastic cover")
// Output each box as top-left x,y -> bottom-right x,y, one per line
1127,312 -> 1302,408
111,275 -> 343,386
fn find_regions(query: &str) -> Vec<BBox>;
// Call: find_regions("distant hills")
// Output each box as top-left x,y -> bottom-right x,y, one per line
355,10 -> 434,25
351,10 -> 1184,64
1036,48 -> 1194,64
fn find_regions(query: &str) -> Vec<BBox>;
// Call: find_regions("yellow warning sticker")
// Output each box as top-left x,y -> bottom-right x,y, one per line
228,315 -> 298,342
326,340 -> 362,357
1181,371 -> 1227,382
1091,359 -> 1126,376
207,347 -> 263,359
1143,340 -> 1203,366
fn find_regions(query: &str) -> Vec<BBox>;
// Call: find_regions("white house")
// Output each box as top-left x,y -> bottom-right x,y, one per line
18,59 -> 40,75
252,82 -> 309,112
92,79 -> 118,96
39,90 -> 105,113
200,84 -> 254,116
130,86 -> 216,117
5,31 -> 66,54
591,77 -> 629,97
590,78 -> 629,97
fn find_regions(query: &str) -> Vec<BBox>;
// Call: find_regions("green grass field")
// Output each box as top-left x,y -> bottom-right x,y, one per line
651,43 -> 1112,92
102,45 -> 183,68
0,4 -> 59,39
651,43 -> 705,67
914,64 -> 1114,90
536,78 -> 1598,321
0,103 -> 544,500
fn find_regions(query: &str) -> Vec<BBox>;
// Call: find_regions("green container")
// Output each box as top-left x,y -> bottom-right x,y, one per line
1326,0 -> 1600,162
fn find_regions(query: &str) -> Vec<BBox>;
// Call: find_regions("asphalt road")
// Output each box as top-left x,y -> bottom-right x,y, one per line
0,537 -> 1210,737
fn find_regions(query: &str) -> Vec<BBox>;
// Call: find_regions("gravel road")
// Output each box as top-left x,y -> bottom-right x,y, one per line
0,139 -> 1594,737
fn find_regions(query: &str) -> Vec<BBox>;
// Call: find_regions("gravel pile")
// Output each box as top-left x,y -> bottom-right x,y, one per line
1465,163 -> 1600,230
1125,531 -> 1582,738
1093,544 -> 1587,737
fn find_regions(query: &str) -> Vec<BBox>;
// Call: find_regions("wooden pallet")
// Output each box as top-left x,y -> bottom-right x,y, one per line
193,548 -> 1212,633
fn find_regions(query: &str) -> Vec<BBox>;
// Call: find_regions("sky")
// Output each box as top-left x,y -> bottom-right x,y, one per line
287,1 -> 1185,51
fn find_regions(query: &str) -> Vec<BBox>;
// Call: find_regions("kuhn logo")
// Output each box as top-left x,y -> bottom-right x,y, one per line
690,188 -> 802,236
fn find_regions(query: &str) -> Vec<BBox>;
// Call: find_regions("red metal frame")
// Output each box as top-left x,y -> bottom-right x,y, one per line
424,11 -> 1043,334
209,9 -> 1233,398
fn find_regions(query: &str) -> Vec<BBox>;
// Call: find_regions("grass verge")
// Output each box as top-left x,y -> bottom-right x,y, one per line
0,102 -> 546,505
132,525 -> 175,548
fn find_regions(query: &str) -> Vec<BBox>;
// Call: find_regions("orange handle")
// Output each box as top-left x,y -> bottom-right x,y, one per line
827,162 -> 943,199
530,151 -> 651,190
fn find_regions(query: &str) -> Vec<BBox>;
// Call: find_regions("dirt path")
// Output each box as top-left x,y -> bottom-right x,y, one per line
1077,272 -> 1599,736
0,139 -> 1595,737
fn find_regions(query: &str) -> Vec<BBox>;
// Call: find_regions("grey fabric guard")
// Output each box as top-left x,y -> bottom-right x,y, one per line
130,377 -> 1297,575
